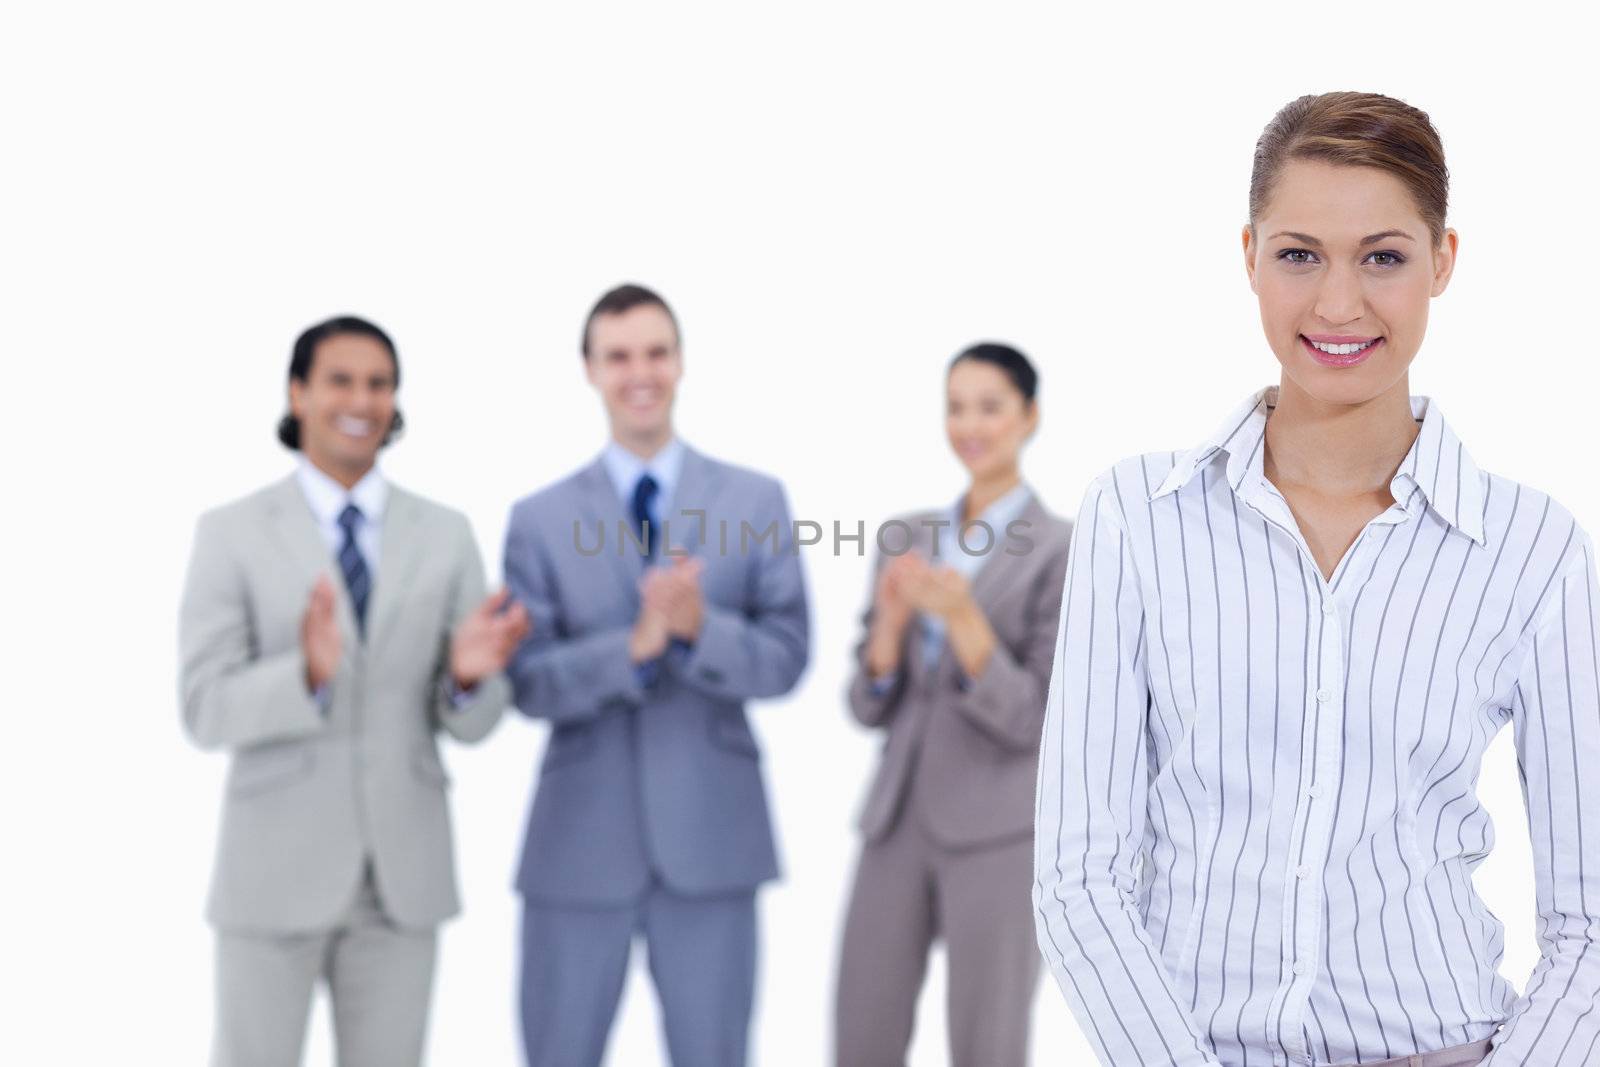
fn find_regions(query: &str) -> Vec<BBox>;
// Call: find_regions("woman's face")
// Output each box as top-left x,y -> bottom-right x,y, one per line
1243,159 -> 1458,407
945,358 -> 1036,481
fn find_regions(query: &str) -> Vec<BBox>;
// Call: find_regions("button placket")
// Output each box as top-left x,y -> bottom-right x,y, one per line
1282,584 -> 1346,1066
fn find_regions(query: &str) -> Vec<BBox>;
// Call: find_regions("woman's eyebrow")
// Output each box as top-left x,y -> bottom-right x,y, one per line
1268,228 -> 1418,247
1359,228 -> 1416,245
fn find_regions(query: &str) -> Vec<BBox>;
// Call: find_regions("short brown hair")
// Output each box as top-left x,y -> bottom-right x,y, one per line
1249,91 -> 1449,246
580,283 -> 680,359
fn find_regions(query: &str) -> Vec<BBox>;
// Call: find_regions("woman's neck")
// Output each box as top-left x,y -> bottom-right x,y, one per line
1263,374 -> 1419,498
963,469 -> 1023,523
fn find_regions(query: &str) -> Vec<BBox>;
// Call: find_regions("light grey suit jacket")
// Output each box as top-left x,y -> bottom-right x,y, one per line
503,444 -> 810,905
847,494 -> 1072,848
179,475 -> 511,933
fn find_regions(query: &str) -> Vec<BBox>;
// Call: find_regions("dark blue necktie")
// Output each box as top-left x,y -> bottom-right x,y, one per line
631,473 -> 659,559
337,503 -> 371,636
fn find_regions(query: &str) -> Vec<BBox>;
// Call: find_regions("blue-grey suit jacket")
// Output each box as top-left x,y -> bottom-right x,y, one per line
503,443 -> 810,905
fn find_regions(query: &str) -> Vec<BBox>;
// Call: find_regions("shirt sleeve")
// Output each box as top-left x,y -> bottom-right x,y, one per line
1033,476 -> 1223,1066
1491,527 -> 1600,1064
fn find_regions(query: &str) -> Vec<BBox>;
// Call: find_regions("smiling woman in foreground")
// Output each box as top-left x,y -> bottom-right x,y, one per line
1033,91 -> 1600,1067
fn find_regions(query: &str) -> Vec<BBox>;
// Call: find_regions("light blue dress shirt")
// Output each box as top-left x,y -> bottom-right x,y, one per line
917,481 -> 1035,672
600,436 -> 685,542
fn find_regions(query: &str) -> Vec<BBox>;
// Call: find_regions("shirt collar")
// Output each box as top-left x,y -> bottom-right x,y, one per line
295,455 -> 388,527
600,436 -> 685,505
1150,384 -> 1486,546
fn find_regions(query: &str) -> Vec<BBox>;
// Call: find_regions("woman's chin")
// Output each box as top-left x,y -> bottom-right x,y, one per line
1279,354 -> 1409,409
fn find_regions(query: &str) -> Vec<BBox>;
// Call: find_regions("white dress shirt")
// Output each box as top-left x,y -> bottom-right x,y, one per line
1034,385 -> 1600,1066
295,456 -> 388,574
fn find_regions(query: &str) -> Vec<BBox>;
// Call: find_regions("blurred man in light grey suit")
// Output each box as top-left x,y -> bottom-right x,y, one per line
503,284 -> 810,1067
179,316 -> 530,1067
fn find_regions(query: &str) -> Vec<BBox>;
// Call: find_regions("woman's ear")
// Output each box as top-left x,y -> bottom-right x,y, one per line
1431,228 -> 1459,297
1242,224 -> 1260,294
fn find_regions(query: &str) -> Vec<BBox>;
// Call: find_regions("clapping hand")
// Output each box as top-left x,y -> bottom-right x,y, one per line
642,552 -> 706,641
898,556 -> 974,621
449,588 -> 532,691
301,574 -> 342,693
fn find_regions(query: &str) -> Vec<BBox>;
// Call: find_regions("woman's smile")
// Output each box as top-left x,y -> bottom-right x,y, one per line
1299,332 -> 1384,368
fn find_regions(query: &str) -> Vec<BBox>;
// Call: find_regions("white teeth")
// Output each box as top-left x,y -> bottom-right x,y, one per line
1309,339 -> 1377,356
335,416 -> 374,435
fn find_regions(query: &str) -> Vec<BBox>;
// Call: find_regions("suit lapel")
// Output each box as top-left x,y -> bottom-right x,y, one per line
366,487 -> 427,651
662,444 -> 721,556
264,475 -> 359,647
966,493 -> 1044,609
578,457 -> 647,601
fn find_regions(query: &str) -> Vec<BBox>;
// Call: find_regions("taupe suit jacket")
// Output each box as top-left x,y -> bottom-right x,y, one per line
178,475 -> 511,933
846,494 -> 1072,848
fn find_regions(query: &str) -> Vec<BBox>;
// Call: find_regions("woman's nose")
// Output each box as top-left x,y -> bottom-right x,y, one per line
1312,265 -> 1365,326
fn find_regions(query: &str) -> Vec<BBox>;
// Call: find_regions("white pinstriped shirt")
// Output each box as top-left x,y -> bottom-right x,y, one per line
1034,386 -> 1600,1066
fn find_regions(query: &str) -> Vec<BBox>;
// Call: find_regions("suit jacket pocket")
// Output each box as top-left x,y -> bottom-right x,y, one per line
542,723 -> 598,771
411,741 -> 452,788
707,711 -> 760,759
228,744 -> 314,796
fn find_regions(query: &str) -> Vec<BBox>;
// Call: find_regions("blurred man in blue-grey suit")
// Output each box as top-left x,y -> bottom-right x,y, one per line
502,284 -> 811,1067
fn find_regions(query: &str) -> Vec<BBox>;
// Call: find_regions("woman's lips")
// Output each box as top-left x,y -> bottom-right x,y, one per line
1300,334 -> 1383,368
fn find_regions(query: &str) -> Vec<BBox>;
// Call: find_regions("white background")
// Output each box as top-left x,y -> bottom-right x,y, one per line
4,2 -> 1597,1064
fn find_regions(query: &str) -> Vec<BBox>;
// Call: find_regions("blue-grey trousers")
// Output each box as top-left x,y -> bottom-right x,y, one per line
518,883 -> 757,1067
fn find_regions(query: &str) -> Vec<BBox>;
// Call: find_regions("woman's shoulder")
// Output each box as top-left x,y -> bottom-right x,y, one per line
1069,450 -> 1191,522
1475,466 -> 1590,556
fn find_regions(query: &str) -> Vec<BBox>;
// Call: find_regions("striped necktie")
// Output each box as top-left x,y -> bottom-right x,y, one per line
337,503 -> 371,636
631,473 -> 658,560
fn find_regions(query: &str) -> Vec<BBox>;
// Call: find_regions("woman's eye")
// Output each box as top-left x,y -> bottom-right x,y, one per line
1278,249 -> 1317,265
1366,251 -> 1406,267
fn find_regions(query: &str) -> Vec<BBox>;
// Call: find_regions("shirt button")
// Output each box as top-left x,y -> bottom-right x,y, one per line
1308,783 -> 1323,798
1295,865 -> 1311,879
1322,600 -> 1336,615
1293,960 -> 1310,976
1316,688 -> 1331,703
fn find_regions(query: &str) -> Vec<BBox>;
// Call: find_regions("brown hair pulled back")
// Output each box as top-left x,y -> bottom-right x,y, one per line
1249,91 -> 1449,246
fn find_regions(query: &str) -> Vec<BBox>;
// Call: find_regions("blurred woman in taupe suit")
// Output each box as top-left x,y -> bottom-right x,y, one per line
834,343 -> 1072,1067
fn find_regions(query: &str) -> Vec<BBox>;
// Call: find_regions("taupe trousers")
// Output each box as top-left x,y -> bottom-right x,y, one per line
1331,1035 -> 1493,1066
835,775 -> 1040,1067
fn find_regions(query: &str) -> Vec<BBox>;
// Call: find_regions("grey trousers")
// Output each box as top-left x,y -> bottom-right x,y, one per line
519,883 -> 757,1067
834,808 -> 1039,1067
1332,1035 -> 1493,1066
211,864 -> 438,1067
